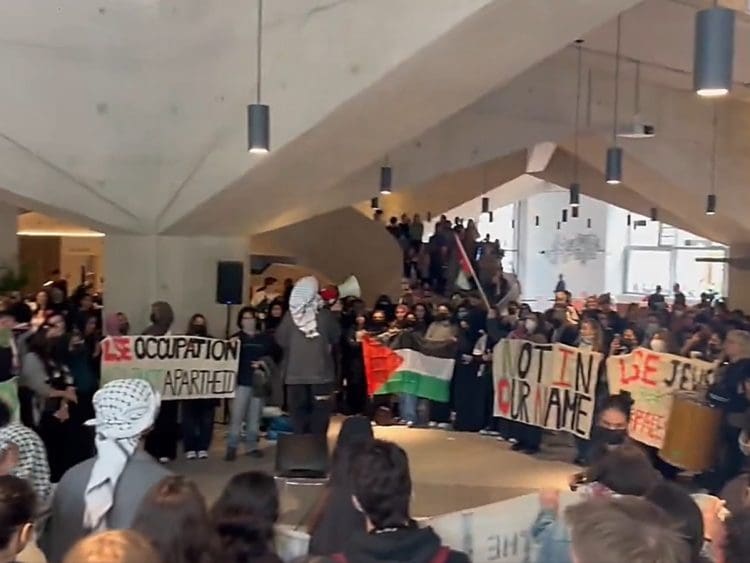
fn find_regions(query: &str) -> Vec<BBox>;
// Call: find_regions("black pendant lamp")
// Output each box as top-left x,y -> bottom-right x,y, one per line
706,103 -> 719,216
571,206 -> 579,219
694,7 -> 735,98
562,209 -> 568,223
650,207 -> 658,222
426,211 -> 432,222
606,16 -> 623,185
535,215 -> 540,227
481,196 -> 490,218
569,183 -> 581,207
370,197 -> 380,210
587,218 -> 592,229
627,213 -> 632,226
248,0 -> 270,153
380,162 -> 393,195
557,221 -> 561,231
489,211 -> 494,223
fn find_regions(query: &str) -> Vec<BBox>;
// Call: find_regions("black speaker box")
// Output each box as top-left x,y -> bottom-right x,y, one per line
275,434 -> 329,479
216,261 -> 244,305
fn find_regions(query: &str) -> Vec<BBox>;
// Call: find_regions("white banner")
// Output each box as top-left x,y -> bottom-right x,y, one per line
426,491 -> 578,563
493,340 -> 602,438
606,347 -> 717,448
101,336 -> 239,400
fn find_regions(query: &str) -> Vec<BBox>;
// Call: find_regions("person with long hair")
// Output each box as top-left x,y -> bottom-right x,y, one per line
308,416 -> 374,555
0,475 -> 36,563
211,471 -> 282,563
573,317 -> 608,465
63,530 -> 162,563
132,476 -> 218,563
182,314 -> 216,460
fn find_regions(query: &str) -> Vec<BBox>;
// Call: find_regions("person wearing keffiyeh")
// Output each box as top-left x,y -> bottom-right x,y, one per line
276,277 -> 341,435
39,379 -> 171,563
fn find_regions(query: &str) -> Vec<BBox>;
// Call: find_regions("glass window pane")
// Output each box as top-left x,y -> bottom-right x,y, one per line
625,249 -> 670,294
674,248 -> 727,298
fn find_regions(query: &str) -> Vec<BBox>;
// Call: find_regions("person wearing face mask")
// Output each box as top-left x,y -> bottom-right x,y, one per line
142,302 -> 179,464
648,329 -> 676,355
225,307 -> 275,461
180,314 -> 217,461
453,308 -> 491,432
573,319 -> 607,465
424,304 -> 459,427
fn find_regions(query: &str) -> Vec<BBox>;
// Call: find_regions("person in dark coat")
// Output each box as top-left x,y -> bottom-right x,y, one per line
341,315 -> 368,415
276,277 -> 341,436
143,301 -> 179,464
453,308 -> 488,432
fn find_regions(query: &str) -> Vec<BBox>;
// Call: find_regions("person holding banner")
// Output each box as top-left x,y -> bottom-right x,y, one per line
573,318 -> 607,465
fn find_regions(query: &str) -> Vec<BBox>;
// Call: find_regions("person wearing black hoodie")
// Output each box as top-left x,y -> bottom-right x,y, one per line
143,301 -> 179,464
321,439 -> 469,563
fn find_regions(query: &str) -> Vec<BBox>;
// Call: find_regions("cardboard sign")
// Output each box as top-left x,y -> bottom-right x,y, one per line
101,336 -> 239,400
607,348 -> 716,448
426,491 -> 579,563
493,340 -> 602,438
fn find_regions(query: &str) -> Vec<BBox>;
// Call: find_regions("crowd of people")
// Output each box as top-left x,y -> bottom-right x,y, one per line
1,258 -> 750,562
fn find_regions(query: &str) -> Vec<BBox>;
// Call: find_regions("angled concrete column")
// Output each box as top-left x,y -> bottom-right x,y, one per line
0,203 -> 18,272
104,235 -> 248,335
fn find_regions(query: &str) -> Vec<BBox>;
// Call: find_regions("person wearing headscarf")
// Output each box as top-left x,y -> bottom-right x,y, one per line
39,379 -> 170,563
142,301 -> 179,463
104,312 -> 130,337
275,277 -> 341,435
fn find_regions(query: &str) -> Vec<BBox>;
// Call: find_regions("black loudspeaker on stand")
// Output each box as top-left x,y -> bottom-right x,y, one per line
216,261 -> 244,338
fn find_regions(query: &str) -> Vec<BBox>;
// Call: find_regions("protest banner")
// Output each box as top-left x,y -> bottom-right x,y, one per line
493,339 -> 602,438
101,336 -> 239,400
607,347 -> 716,448
426,491 -> 578,563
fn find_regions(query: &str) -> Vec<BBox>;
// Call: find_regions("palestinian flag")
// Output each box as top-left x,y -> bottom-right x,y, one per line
454,232 -> 475,291
362,332 -> 456,402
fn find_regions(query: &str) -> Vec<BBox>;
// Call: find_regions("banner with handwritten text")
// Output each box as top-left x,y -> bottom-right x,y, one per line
493,340 -> 602,439
101,336 -> 239,400
606,348 -> 716,448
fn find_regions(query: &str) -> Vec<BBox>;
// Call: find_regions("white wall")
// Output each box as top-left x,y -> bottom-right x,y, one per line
520,191 -> 609,300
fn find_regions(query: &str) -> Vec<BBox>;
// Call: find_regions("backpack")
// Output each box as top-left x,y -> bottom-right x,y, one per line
330,546 -> 451,563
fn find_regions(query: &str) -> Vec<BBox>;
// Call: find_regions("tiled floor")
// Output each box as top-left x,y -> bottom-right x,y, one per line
22,419 -> 577,562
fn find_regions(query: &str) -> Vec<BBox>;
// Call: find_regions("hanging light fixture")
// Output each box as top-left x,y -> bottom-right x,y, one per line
587,218 -> 592,229
370,197 -> 380,210
606,16 -> 623,185
489,211 -> 494,223
571,206 -> 579,219
557,221 -> 561,230
380,161 -> 393,195
706,103 -> 718,216
481,196 -> 490,219
562,209 -> 568,223
248,0 -> 270,153
511,218 -> 515,229
570,41 -> 583,205
535,215 -> 540,227
694,7 -> 735,98
650,207 -> 658,221
627,213 -> 632,226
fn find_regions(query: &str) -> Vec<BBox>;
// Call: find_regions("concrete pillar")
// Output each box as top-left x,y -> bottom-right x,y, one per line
727,244 -> 750,312
0,203 -> 18,273
104,235 -> 249,336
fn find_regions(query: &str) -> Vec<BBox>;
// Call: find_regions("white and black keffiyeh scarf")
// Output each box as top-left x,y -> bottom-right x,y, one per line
289,276 -> 322,339
83,379 -> 160,532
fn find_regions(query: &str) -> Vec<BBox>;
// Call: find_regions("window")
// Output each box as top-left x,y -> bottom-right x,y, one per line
625,249 -> 671,294
674,249 -> 726,298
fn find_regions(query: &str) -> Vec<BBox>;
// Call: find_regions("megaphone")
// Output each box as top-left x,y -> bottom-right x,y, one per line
337,275 -> 361,299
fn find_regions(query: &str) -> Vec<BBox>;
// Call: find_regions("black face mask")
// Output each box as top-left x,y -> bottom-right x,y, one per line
591,426 -> 627,446
191,325 -> 207,336
149,313 -> 158,324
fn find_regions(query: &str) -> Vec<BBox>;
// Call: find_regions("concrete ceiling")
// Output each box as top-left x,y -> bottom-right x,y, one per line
0,0 -> 642,237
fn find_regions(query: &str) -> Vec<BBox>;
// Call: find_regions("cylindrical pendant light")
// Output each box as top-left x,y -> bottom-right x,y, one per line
489,211 -> 494,223
694,7 -> 735,97
569,182 -> 580,207
606,16 -> 623,185
587,218 -> 592,229
248,0 -> 270,153
535,215 -> 540,227
511,218 -> 515,229
562,209 -> 568,223
380,165 -> 393,195
571,206 -> 579,219
706,194 -> 717,215
707,102 -> 719,216
557,221 -> 561,231
370,197 -> 380,210
627,213 -> 632,226
481,196 -> 490,218
650,207 -> 658,221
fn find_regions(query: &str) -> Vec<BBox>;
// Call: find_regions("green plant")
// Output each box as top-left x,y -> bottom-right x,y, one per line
0,263 -> 29,293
